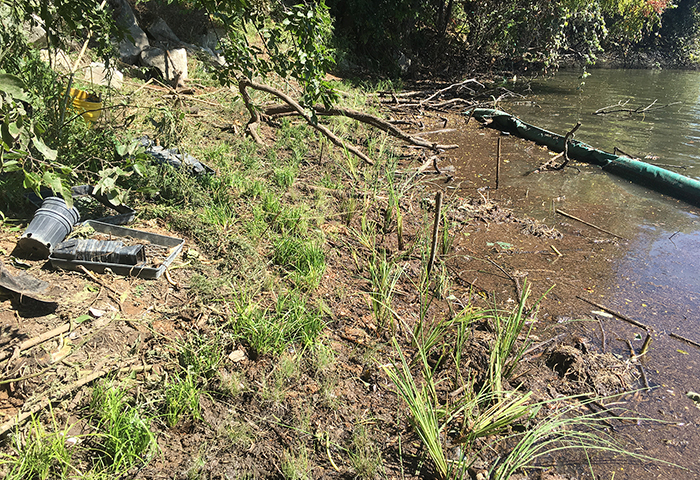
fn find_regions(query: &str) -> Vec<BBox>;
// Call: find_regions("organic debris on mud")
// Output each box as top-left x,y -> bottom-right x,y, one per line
454,196 -> 562,239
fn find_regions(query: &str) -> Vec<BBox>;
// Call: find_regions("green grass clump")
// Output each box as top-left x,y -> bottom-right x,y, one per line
0,416 -> 80,480
89,382 -> 157,472
164,369 -> 202,428
367,251 -> 403,333
272,236 -> 325,289
231,292 -> 325,357
281,444 -> 312,480
349,424 -> 384,479
178,333 -> 224,383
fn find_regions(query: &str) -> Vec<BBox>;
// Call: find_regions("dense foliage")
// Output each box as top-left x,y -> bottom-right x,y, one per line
327,0 -> 680,71
0,0 -> 697,213
658,0 -> 700,64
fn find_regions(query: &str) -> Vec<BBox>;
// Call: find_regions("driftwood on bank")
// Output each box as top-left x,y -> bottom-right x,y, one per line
374,78 -> 485,110
239,78 -> 375,165
264,103 -> 458,151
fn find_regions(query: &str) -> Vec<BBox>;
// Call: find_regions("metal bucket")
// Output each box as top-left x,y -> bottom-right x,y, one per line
17,197 -> 80,258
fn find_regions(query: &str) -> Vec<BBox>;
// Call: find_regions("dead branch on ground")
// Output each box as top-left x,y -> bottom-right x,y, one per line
239,78 -> 374,165
262,101 -> 458,152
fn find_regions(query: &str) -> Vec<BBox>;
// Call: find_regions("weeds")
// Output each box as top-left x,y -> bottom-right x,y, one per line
488,282 -> 533,396
349,423 -> 384,479
89,382 -> 157,472
231,292 -> 325,356
164,369 -> 202,428
367,250 -> 403,333
272,236 -> 325,289
281,444 -> 312,480
0,415 -> 80,480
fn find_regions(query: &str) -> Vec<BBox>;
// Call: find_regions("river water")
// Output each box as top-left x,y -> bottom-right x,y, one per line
494,69 -> 700,477
500,68 -> 700,333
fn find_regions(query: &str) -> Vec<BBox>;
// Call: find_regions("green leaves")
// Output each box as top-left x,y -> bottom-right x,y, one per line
94,166 -> 132,206
188,0 -> 337,109
0,73 -> 30,102
32,136 -> 57,161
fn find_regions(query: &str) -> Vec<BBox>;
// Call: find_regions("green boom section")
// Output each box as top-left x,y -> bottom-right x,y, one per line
472,108 -> 700,207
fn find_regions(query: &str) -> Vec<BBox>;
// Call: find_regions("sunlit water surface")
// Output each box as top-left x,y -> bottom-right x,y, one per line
500,69 -> 700,334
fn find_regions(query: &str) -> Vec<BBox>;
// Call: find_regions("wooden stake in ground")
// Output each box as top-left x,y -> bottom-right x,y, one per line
426,191 -> 443,277
496,136 -> 501,189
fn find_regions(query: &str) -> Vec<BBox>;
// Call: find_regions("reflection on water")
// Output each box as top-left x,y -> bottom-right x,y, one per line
480,68 -> 700,479
504,69 -> 700,181
498,68 -> 700,333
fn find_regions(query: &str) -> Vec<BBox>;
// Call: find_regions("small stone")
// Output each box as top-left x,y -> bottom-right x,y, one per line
228,350 -> 246,363
84,62 -> 124,89
89,307 -> 105,318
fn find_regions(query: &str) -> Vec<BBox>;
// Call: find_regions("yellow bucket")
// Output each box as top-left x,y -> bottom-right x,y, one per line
69,88 -> 102,124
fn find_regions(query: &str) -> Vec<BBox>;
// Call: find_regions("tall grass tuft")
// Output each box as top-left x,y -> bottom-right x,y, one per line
90,382 -> 157,471
383,338 -> 449,478
0,415 -> 80,480
490,398 -> 672,479
231,292 -> 325,356
367,251 -> 403,333
273,236 -> 325,289
488,282 -> 533,396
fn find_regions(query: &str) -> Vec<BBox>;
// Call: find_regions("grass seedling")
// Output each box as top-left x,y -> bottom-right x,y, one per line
261,353 -> 301,403
164,369 -> 202,428
349,423 -> 384,480
281,444 -> 312,480
90,382 -> 157,472
367,251 -> 403,333
0,414 -> 82,480
489,398 -> 673,479
272,236 -> 325,289
488,282 -> 533,396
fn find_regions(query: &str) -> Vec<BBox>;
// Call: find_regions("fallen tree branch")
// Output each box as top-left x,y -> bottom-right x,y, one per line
537,122 -> 581,171
419,78 -> 484,105
240,78 -> 374,165
0,322 -> 71,363
669,332 -> 700,349
238,80 -> 264,145
555,209 -> 626,240
264,103 -> 458,151
594,99 -> 681,115
576,296 -> 651,331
